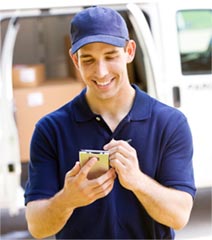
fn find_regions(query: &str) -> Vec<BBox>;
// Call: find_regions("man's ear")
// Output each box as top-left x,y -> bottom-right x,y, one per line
126,40 -> 136,64
69,49 -> 79,69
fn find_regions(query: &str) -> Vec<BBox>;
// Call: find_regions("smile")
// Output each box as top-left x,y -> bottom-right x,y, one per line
94,77 -> 115,87
95,80 -> 111,86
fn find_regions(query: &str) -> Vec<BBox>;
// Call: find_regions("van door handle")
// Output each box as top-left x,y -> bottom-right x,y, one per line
173,86 -> 181,108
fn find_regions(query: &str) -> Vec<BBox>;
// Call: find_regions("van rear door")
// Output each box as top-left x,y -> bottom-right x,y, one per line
127,3 -> 164,100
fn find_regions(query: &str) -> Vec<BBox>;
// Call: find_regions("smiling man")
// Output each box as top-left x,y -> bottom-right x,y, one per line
25,6 -> 196,239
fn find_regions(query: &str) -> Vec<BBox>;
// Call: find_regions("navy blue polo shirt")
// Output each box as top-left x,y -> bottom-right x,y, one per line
25,84 -> 196,239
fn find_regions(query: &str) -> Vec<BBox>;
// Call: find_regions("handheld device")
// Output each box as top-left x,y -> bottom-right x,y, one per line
79,150 -> 109,179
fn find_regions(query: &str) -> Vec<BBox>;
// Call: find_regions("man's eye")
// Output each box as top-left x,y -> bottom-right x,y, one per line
106,55 -> 118,60
83,59 -> 94,64
106,57 -> 114,60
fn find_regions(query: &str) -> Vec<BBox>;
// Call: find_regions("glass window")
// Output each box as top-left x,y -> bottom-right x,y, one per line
177,10 -> 212,75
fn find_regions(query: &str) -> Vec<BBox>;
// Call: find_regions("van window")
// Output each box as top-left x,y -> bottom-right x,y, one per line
176,10 -> 212,75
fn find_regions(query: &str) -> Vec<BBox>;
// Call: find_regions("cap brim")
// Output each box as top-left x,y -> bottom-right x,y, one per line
71,34 -> 127,54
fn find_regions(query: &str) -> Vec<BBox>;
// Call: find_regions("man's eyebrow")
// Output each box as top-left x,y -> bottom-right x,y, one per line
79,54 -> 92,59
105,49 -> 119,55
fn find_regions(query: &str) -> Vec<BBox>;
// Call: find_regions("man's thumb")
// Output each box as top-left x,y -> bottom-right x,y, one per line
68,161 -> 81,177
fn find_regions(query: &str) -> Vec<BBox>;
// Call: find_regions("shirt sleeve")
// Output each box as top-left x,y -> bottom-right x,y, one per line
157,112 -> 196,198
24,118 -> 59,205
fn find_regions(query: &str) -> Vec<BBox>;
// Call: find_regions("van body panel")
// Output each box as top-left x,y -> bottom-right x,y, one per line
0,0 -> 211,213
156,1 -> 212,187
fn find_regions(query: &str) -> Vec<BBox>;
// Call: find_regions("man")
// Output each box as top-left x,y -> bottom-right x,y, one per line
25,6 -> 196,239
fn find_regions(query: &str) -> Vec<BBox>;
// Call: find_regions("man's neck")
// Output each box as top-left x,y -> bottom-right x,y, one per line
86,85 -> 135,131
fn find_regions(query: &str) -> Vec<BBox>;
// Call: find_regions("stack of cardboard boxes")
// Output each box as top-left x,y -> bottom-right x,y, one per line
13,63 -> 84,162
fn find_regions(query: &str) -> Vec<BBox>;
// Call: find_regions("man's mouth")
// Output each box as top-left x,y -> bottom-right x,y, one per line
95,80 -> 111,86
94,78 -> 114,87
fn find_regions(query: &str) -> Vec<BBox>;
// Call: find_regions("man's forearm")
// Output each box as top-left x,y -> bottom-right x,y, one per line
132,172 -> 193,230
26,190 -> 74,239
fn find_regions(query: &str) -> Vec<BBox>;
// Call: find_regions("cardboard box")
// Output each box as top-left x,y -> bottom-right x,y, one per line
13,79 -> 85,162
12,64 -> 46,88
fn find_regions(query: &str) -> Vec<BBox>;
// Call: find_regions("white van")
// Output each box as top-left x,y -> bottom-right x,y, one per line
0,0 -> 211,214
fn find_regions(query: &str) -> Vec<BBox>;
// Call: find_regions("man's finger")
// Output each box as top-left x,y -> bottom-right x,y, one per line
67,161 -> 81,177
78,157 -> 98,180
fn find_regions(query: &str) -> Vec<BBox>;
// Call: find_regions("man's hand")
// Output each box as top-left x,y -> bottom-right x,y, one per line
62,157 -> 116,210
104,139 -> 141,191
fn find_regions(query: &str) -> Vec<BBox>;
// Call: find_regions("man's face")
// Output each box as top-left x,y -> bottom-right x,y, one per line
72,41 -> 135,101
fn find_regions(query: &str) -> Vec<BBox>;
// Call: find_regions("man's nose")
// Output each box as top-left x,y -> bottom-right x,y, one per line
95,60 -> 108,78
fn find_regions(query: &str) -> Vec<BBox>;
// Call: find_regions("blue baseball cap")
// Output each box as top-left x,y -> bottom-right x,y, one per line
70,6 -> 129,54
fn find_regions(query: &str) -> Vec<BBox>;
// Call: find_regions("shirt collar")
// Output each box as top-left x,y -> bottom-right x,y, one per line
129,84 -> 153,121
73,84 -> 154,122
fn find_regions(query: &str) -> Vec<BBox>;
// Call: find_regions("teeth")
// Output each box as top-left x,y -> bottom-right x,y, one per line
96,81 -> 110,86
